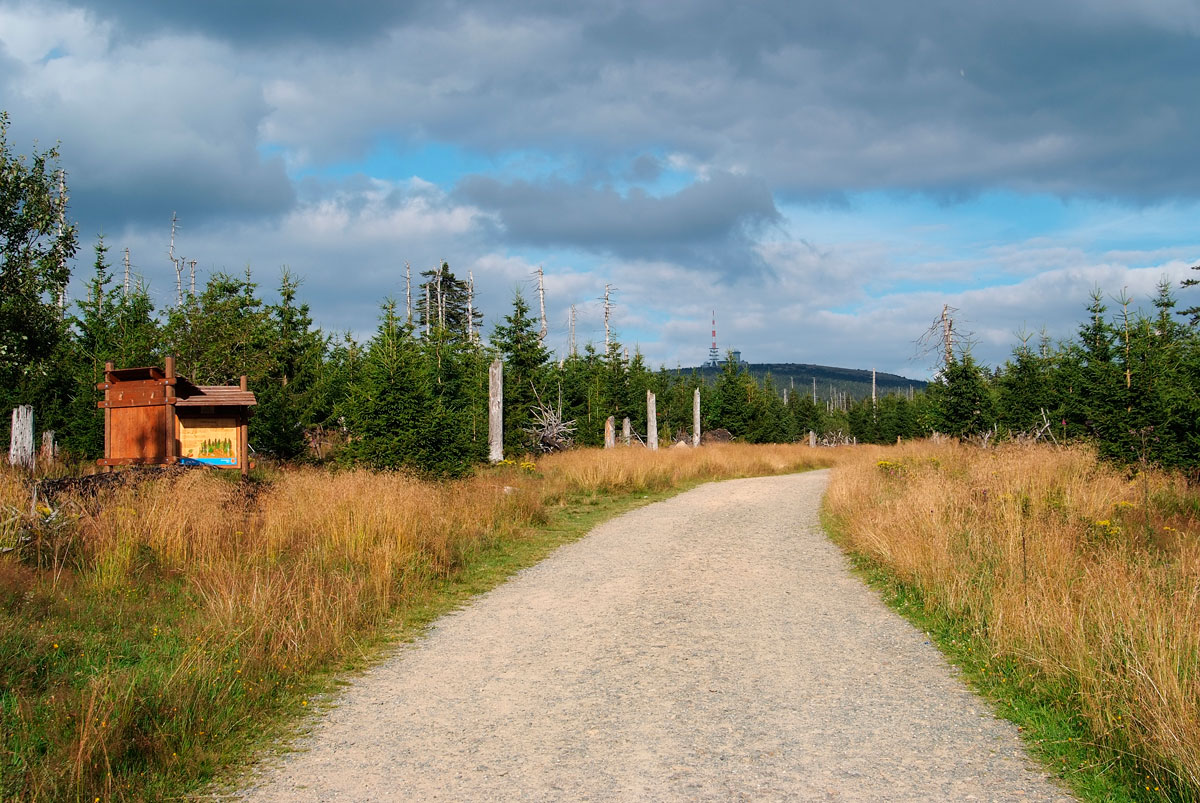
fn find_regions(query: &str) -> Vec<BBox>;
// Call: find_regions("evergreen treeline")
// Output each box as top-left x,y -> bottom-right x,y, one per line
4,117 -> 1199,474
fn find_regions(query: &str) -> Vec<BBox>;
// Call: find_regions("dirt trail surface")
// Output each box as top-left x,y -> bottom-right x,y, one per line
235,471 -> 1071,802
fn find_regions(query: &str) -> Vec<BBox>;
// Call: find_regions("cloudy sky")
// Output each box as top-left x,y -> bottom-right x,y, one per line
2,0 -> 1198,378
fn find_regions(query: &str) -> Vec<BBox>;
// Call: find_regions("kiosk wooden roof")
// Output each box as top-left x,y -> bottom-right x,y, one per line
97,357 -> 256,474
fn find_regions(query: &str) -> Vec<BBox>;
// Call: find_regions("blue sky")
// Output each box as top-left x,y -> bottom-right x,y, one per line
1,0 -> 1197,379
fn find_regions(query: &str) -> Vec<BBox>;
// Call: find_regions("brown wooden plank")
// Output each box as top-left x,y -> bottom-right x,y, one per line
97,457 -> 174,466
109,405 -> 169,461
99,397 -> 176,409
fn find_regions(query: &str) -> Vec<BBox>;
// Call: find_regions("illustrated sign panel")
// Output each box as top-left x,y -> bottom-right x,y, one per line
179,416 -> 238,466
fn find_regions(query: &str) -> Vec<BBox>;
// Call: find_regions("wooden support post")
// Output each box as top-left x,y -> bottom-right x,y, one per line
164,356 -> 178,463
488,359 -> 504,463
103,361 -> 114,469
604,416 -> 615,449
692,387 -> 701,447
621,417 -> 631,446
239,375 -> 249,477
647,390 -> 658,450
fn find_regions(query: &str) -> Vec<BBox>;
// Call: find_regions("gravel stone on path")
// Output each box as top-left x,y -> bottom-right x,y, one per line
233,470 -> 1073,802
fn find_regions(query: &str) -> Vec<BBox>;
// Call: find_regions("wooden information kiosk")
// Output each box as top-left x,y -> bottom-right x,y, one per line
97,357 -> 257,475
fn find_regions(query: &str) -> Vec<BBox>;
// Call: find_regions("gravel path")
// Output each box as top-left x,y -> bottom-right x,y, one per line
235,471 -> 1071,802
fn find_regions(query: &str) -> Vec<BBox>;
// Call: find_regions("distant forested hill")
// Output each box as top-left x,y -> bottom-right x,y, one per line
678,362 -> 927,402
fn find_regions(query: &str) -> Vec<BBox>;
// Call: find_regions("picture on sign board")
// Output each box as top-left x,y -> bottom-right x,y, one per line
179,417 -> 239,466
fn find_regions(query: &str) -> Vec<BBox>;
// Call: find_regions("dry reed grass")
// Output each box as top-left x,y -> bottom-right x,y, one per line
1,442 -> 835,800
826,440 -> 1200,796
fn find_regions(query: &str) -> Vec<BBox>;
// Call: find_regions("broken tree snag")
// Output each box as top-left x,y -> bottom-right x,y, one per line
604,416 -> 615,449
40,431 -> 56,464
525,385 -> 576,452
621,417 -> 631,446
9,405 -> 34,470
647,390 -> 658,451
488,358 -> 503,463
692,388 -> 701,447
809,430 -> 816,448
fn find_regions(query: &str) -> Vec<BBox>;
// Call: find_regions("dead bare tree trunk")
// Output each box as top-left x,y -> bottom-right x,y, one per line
488,359 -> 503,463
169,212 -> 183,307
942,304 -> 954,367
536,266 -> 547,342
467,270 -> 475,342
603,284 -> 613,350
405,261 -> 412,325
646,390 -> 658,450
9,406 -> 34,471
568,304 -> 576,357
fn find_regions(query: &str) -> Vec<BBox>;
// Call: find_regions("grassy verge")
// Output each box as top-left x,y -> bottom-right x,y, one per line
823,441 -> 1199,803
1,444 -> 836,801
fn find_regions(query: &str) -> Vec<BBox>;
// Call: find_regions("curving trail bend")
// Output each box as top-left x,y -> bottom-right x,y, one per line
235,470 -> 1072,802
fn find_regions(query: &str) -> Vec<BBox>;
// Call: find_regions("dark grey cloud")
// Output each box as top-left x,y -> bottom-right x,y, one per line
456,171 -> 781,274
626,155 -> 662,184
66,0 -> 431,44
19,0 -> 1197,202
247,0 -> 1200,201
0,4 -> 296,235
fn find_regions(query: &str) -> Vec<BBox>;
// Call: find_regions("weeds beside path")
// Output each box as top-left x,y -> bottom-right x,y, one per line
825,441 -> 1200,802
0,444 -> 833,801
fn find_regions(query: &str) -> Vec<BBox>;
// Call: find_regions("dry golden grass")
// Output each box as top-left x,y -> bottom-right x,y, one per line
826,440 -> 1200,794
0,442 -> 836,800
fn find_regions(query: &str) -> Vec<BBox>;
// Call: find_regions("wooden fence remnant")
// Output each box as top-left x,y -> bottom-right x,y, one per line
647,390 -> 658,450
9,406 -> 34,470
488,359 -> 503,463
